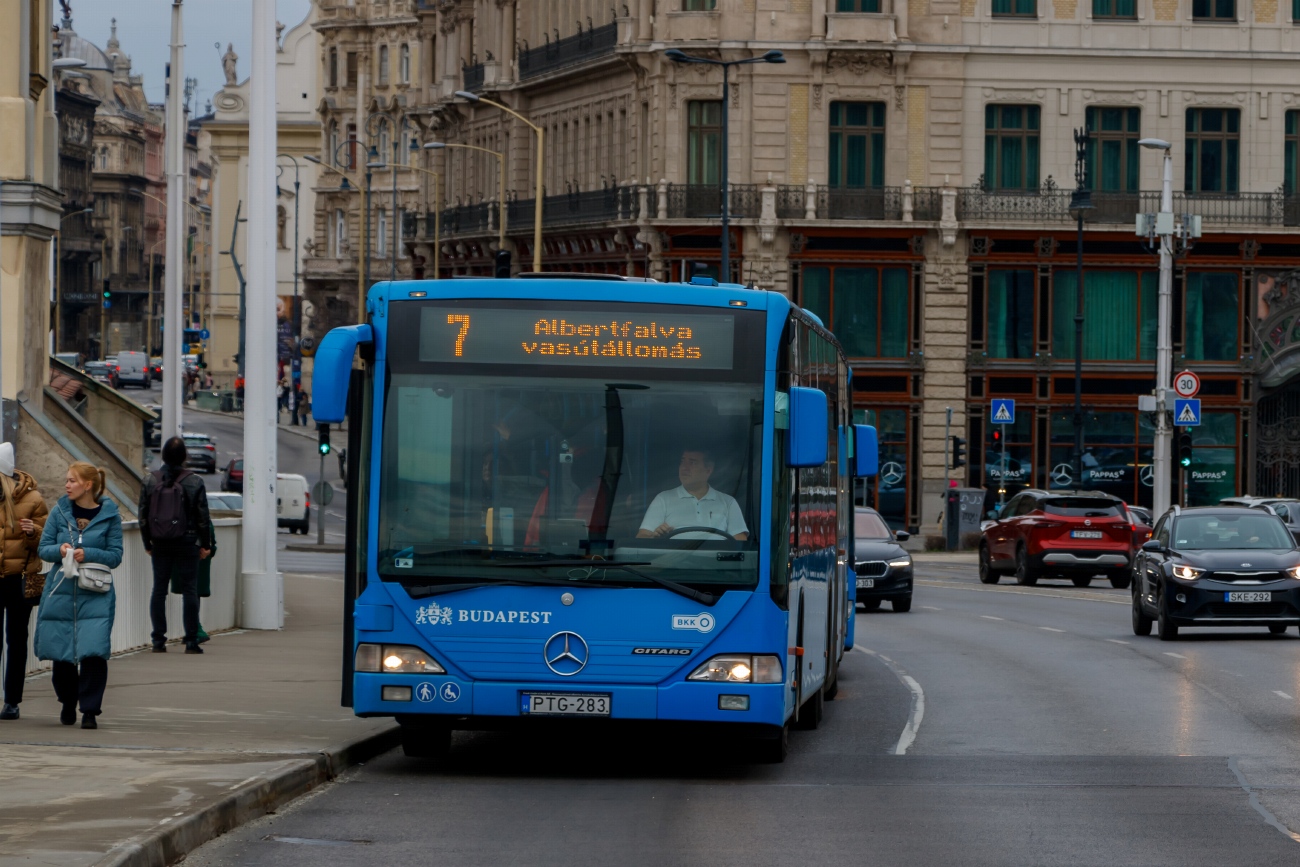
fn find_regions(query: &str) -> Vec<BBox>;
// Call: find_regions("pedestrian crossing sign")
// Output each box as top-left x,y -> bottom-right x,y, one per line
1174,398 -> 1201,426
991,398 -> 1015,425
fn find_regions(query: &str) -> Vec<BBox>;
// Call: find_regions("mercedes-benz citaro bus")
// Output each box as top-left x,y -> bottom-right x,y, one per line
312,274 -> 878,763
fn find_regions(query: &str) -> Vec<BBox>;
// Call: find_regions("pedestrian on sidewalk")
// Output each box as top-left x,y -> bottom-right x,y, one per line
298,390 -> 311,427
0,442 -> 49,721
34,462 -> 122,729
139,437 -> 212,655
172,511 -> 216,645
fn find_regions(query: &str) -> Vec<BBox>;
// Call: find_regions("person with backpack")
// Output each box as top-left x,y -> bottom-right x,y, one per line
139,437 -> 211,654
34,462 -> 122,729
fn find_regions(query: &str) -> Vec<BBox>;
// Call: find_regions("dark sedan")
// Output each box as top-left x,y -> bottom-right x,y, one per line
1132,507 -> 1300,640
854,507 -> 913,613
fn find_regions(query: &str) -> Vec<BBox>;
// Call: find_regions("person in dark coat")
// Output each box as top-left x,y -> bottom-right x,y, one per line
0,442 -> 49,720
139,437 -> 212,654
35,462 -> 123,729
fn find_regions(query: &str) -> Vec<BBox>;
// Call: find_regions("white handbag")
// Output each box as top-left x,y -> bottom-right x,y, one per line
63,515 -> 113,593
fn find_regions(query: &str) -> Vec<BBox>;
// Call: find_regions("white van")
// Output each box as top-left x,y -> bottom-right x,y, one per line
116,351 -> 151,388
276,473 -> 311,534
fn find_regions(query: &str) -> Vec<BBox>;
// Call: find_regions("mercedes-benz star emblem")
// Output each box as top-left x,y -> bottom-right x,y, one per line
879,461 -> 904,486
1139,465 -> 1154,487
1051,464 -> 1074,487
543,631 -> 589,676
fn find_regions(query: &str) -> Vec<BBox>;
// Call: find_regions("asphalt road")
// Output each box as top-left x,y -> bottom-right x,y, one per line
182,561 -> 1300,866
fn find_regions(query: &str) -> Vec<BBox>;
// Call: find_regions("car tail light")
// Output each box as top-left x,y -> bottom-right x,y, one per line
205,444 -> 215,451
305,493 -> 311,508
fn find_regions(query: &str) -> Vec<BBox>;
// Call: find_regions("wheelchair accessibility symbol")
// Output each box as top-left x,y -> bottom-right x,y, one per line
439,682 -> 461,702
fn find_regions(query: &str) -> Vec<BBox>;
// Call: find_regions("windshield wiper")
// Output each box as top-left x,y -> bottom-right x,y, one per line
403,573 -> 582,598
500,559 -> 717,606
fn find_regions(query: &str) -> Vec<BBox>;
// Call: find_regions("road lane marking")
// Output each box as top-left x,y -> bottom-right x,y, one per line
914,579 -> 1127,605
980,615 -> 1004,621
854,647 -> 925,756
1106,639 -> 1130,645
1163,652 -> 1188,659
919,605 -> 942,611
1039,627 -> 1065,633
1274,691 -> 1293,700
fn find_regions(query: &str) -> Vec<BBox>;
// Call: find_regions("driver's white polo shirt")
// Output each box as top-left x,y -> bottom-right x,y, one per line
639,486 -> 749,540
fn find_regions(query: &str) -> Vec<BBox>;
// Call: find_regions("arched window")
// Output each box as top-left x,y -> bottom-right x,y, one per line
399,44 -> 411,85
378,44 -> 390,86
334,208 -> 347,256
377,119 -> 391,163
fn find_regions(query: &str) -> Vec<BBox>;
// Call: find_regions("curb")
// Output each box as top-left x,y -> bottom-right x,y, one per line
90,725 -> 401,867
284,543 -> 346,553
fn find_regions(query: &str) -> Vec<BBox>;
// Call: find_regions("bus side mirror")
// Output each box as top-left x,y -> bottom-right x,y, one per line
852,424 -> 878,478
311,324 -> 373,423
786,386 -> 828,468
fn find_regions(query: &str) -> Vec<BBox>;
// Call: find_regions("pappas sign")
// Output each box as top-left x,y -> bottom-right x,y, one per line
419,307 -> 736,370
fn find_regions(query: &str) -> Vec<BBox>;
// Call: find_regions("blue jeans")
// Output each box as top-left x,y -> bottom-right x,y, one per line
149,552 -> 200,646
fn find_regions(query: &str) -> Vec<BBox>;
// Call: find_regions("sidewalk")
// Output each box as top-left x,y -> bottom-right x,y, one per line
0,573 -> 395,867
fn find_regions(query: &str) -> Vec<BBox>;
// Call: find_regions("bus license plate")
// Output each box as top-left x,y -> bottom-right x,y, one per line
856,578 -> 875,588
1225,592 -> 1271,603
522,693 -> 611,717
1071,530 -> 1104,539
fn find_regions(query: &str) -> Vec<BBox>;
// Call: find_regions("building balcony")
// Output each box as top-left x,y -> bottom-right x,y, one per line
518,22 -> 617,81
664,184 -> 761,220
957,186 -> 1300,228
462,62 -> 485,93
826,12 -> 899,42
429,187 -> 637,239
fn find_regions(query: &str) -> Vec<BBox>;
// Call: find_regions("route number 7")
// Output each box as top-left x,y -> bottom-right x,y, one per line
447,314 -> 470,357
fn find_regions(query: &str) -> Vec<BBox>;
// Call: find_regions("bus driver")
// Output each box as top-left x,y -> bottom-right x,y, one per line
637,448 -> 749,541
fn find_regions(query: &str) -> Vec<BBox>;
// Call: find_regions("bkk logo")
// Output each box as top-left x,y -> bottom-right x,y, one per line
672,613 -> 716,633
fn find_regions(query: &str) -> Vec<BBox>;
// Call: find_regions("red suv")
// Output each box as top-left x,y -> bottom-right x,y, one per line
979,489 -> 1134,588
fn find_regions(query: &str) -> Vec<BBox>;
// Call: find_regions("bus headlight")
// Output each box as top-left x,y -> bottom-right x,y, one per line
687,654 -> 783,684
355,643 -> 446,674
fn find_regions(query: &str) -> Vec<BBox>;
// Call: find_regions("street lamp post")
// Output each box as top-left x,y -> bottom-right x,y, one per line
1140,138 -> 1176,517
1068,128 -> 1092,490
277,154 -> 302,421
664,49 -> 785,283
454,91 -> 544,272
425,141 -> 505,251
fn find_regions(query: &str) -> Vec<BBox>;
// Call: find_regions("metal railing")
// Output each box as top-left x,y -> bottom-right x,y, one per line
440,201 -> 492,236
959,185 -> 1300,226
518,22 -> 617,80
542,186 -> 636,227
665,184 -> 761,219
401,211 -> 419,239
817,186 -> 904,221
462,62 -> 485,93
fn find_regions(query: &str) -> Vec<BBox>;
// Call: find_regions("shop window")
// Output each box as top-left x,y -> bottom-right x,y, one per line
1192,0 -> 1235,19
801,266 -> 910,359
687,100 -> 722,186
1286,110 -> 1300,195
984,105 -> 1040,191
1050,411 -> 1154,506
1052,270 -> 1157,361
854,408 -> 908,530
986,270 -> 1035,359
837,0 -> 881,10
1185,108 -> 1239,194
986,413 -> 1033,501
992,0 -> 1037,16
1092,0 -> 1137,17
1184,272 -> 1239,361
1086,107 -> 1140,192
829,102 -> 886,189
1188,412 -> 1238,504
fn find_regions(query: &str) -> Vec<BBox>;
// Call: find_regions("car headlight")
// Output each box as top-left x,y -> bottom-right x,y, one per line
355,643 -> 446,674
1287,566 -> 1300,580
1171,564 -> 1204,581
888,556 -> 912,569
687,654 -> 783,684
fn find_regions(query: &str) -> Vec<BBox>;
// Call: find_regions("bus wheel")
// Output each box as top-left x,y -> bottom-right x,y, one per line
400,723 -> 451,759
794,685 -> 823,731
754,722 -> 789,764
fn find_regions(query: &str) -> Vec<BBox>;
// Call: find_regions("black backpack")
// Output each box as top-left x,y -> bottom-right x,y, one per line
149,469 -> 193,541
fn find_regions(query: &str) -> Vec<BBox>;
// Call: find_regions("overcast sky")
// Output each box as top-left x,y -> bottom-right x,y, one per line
67,0 -> 312,111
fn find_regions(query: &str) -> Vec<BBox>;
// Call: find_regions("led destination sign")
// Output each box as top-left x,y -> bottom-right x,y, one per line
418,307 -> 736,369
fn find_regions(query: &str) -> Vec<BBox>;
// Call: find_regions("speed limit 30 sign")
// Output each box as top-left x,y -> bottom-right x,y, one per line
1173,370 -> 1201,398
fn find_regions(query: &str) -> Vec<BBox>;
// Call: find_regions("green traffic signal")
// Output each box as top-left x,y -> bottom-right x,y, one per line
319,442 -> 331,456
1179,456 -> 1191,468
317,423 -> 331,455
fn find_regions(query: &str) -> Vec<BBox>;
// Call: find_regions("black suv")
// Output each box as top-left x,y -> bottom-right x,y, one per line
1132,506 -> 1300,640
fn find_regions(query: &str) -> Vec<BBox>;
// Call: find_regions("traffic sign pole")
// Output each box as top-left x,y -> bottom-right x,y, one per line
991,400 -> 1015,504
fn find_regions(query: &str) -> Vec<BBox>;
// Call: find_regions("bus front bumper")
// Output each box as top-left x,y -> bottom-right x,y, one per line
354,673 -> 787,726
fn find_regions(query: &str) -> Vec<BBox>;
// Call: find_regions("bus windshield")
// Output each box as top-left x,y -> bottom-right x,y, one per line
376,372 -> 764,591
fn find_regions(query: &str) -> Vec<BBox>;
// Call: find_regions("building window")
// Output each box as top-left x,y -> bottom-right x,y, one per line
327,122 -> 339,167
399,44 -> 411,84
377,119 -> 391,162
828,102 -> 886,189
1287,110 -> 1300,194
377,208 -> 387,255
836,0 -> 881,10
1086,106 -> 1140,192
1184,272 -> 1239,360
801,266 -> 910,358
1295,0 -> 1300,22
1185,108 -> 1239,193
1192,0 -> 1235,19
987,269 -> 1035,359
378,45 -> 390,86
687,100 -> 722,186
992,0 -> 1037,16
346,124 -> 358,170
333,208 -> 346,256
397,208 -> 407,257
346,52 -> 358,87
329,48 -> 338,88
1052,270 -> 1157,361
1092,0 -> 1137,16
683,0 -> 717,8
984,105 -> 1040,191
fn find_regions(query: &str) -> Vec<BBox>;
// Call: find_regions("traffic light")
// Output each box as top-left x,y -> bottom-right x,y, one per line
1178,432 -> 1193,468
494,249 -> 512,279
317,422 -> 331,456
951,435 -> 967,470
102,279 -> 112,309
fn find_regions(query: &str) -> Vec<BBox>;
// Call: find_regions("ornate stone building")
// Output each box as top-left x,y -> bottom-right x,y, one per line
304,0 -> 1300,532
53,66 -> 100,354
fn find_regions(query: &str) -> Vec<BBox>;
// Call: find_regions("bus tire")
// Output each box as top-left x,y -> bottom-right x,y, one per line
400,723 -> 451,759
754,722 -> 789,764
794,684 -> 823,730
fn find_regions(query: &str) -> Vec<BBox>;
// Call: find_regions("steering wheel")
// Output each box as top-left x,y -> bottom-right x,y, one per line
666,526 -> 734,539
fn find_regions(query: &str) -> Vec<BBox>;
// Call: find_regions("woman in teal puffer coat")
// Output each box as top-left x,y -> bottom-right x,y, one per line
35,462 -> 122,729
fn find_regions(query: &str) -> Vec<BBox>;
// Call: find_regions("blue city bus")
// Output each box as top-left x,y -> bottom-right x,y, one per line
313,275 -> 878,762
